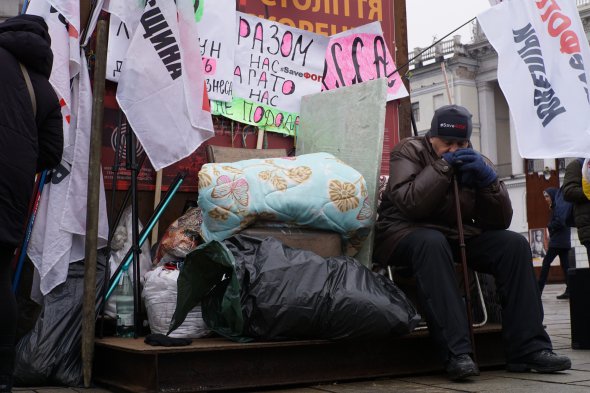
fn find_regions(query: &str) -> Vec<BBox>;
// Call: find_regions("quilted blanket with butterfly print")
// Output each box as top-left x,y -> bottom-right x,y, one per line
197,152 -> 374,246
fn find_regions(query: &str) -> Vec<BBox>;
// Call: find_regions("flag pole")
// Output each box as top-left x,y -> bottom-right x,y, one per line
81,18 -> 108,388
11,170 -> 47,293
441,62 -> 453,105
151,169 -> 163,245
126,125 -> 142,339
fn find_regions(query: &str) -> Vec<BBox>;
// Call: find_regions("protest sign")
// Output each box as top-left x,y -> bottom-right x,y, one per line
323,21 -> 408,101
211,98 -> 299,136
197,0 -> 237,102
233,12 -> 329,114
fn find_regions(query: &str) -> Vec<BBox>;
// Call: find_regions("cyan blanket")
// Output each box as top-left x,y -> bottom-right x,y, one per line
197,152 -> 374,247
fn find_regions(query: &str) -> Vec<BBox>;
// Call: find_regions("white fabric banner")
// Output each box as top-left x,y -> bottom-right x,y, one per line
478,0 -> 590,158
102,0 -> 143,32
46,0 -> 80,35
29,55 -> 109,296
82,0 -> 105,47
106,14 -> 133,83
103,0 -> 144,82
116,0 -> 214,171
197,0 -> 237,102
27,0 -> 81,146
233,12 -> 329,114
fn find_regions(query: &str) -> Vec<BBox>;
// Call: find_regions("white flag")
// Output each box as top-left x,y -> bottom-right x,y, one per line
61,54 -> 109,243
46,0 -> 80,36
103,0 -> 143,32
106,14 -> 133,83
27,0 -> 80,145
197,0 -> 237,102
28,55 -> 109,296
116,0 -> 214,170
82,0 -> 105,47
478,1 -> 590,158
103,0 -> 144,82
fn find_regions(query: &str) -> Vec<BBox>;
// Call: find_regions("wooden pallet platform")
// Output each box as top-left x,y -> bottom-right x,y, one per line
93,323 -> 504,392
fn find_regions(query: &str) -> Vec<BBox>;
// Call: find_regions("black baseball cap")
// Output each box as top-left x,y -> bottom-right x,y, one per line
429,104 -> 473,141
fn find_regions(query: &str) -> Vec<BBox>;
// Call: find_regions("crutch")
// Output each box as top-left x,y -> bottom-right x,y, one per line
453,175 -> 478,363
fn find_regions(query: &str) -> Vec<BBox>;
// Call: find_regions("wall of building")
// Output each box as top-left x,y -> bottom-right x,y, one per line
493,85 -> 511,178
0,0 -> 21,22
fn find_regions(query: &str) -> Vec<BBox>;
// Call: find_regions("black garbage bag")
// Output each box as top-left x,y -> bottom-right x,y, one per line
169,235 -> 420,341
13,248 -> 108,387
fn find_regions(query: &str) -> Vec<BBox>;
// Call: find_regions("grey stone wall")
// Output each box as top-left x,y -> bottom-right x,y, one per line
0,0 -> 21,22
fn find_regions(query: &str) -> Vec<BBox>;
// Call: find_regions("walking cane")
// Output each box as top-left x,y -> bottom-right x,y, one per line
452,175 -> 478,363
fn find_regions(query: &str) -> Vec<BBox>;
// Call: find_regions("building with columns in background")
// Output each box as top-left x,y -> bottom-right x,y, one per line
407,0 -> 590,269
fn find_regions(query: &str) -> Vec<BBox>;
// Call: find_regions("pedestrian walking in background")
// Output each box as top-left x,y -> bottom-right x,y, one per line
538,188 -> 571,299
0,14 -> 63,393
563,158 -> 590,261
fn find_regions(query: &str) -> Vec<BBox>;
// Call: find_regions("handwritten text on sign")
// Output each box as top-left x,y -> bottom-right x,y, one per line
197,0 -> 236,102
233,12 -> 329,113
212,98 -> 299,136
323,22 -> 408,101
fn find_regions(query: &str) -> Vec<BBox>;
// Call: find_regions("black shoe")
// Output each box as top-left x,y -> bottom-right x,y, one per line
507,350 -> 571,373
556,292 -> 569,300
445,354 -> 480,381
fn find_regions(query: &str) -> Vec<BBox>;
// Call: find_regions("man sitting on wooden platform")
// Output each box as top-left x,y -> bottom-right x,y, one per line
374,105 -> 571,381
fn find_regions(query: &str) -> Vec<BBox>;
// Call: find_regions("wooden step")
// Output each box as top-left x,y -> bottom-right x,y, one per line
93,323 -> 504,392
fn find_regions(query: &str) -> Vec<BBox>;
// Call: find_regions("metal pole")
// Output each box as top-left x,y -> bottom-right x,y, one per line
81,19 -> 108,388
452,176 -> 477,363
126,127 -> 141,338
12,170 -> 47,293
20,0 -> 29,14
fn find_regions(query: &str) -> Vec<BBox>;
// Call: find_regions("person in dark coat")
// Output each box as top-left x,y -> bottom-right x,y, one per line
538,188 -> 571,299
0,14 -> 63,392
374,105 -> 570,381
562,158 -> 590,261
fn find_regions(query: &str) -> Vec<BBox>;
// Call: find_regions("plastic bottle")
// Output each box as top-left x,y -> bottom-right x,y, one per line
115,270 -> 135,337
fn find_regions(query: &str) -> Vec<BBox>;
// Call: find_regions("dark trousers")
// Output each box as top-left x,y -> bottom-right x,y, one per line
390,228 -> 551,363
583,242 -> 590,263
538,247 -> 570,294
0,244 -> 16,377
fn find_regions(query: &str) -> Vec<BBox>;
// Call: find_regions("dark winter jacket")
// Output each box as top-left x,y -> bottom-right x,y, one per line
0,14 -> 63,247
543,188 -> 571,249
374,135 -> 513,266
563,159 -> 590,245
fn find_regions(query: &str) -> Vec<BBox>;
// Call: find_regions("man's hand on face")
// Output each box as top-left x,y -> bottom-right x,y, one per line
452,149 -> 498,188
442,148 -> 471,166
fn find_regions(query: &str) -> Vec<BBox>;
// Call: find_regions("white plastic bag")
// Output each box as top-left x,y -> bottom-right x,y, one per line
142,266 -> 210,338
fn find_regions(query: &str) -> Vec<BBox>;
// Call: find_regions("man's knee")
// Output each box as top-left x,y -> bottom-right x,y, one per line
491,230 -> 531,252
404,229 -> 454,270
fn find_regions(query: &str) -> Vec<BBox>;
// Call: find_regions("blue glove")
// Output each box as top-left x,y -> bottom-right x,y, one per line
453,149 -> 497,188
442,151 -> 459,165
442,148 -> 472,167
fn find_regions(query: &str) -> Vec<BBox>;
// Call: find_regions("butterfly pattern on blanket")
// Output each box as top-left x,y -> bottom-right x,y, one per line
197,152 -> 374,250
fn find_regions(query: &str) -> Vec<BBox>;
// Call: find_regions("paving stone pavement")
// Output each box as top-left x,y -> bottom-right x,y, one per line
12,284 -> 590,393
